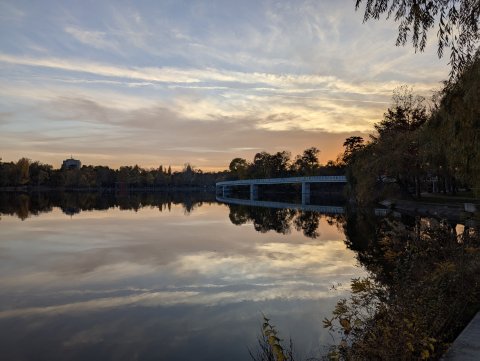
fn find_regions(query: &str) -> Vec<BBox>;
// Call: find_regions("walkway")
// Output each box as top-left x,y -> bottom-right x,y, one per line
441,312 -> 480,360
216,175 -> 347,204
216,175 -> 347,187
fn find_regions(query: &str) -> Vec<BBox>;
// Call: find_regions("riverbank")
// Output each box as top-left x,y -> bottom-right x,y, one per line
0,185 -> 217,192
379,196 -> 480,225
442,312 -> 480,360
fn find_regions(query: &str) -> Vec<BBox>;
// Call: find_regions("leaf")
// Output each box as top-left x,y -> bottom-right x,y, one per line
340,318 -> 352,334
272,344 -> 286,361
406,342 -> 414,352
323,317 -> 333,328
421,349 -> 430,359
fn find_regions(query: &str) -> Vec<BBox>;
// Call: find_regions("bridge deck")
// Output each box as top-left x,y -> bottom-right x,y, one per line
216,175 -> 346,187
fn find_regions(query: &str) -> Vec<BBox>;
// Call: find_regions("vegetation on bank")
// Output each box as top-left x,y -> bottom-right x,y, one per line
248,47 -> 480,361
0,147 -> 343,190
342,54 -> 480,204
320,56 -> 480,360
324,213 -> 480,360
228,147 -> 343,180
0,160 -> 225,189
250,211 -> 480,361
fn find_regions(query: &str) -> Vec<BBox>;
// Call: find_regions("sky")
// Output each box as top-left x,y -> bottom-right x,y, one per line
0,0 -> 449,171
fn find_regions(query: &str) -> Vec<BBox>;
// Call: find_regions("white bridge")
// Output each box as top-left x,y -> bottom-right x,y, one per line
216,175 -> 347,204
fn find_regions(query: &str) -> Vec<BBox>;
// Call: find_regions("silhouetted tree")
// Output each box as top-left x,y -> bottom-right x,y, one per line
229,157 -> 249,179
342,136 -> 365,164
292,147 -> 320,175
355,0 -> 480,79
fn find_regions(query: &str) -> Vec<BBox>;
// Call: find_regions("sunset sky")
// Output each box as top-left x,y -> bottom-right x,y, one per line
0,0 -> 449,171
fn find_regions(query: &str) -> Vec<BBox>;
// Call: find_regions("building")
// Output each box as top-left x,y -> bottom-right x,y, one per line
62,157 -> 81,170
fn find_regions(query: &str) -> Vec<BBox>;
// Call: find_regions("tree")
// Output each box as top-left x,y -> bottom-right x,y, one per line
182,163 -> 195,185
423,56 -> 480,195
229,157 -> 249,179
355,0 -> 480,79
373,85 -> 428,138
293,147 -> 321,175
15,158 -> 30,185
346,86 -> 429,202
250,151 -> 291,178
342,136 -> 365,164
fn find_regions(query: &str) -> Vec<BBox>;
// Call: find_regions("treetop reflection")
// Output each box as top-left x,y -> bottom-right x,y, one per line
0,192 -> 346,239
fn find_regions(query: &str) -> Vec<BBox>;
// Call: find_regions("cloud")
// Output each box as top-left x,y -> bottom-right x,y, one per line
0,239 -> 357,318
0,2 -> 25,23
0,53 -> 440,94
0,112 -> 14,125
65,26 -> 118,51
0,0 -> 449,169
0,89 -> 374,169
0,231 -> 361,319
0,286 -> 341,319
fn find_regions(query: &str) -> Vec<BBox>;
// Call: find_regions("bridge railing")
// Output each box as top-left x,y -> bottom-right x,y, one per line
216,175 -> 347,187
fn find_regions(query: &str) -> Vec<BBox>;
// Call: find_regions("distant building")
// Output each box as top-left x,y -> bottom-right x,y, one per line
62,157 -> 81,170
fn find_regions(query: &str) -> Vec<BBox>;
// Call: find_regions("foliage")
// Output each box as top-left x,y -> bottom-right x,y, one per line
355,0 -> 480,79
343,85 -> 429,203
372,86 -> 428,138
0,191 -> 217,220
228,204 -> 343,238
227,147 -> 344,181
0,146 -> 345,189
341,137 -> 365,165
325,216 -> 480,360
293,147 -> 321,175
229,157 -> 249,179
250,316 -> 297,361
343,57 -> 480,203
0,159 -> 226,189
424,54 -> 480,195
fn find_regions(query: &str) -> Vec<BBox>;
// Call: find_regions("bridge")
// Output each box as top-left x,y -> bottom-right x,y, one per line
215,175 -> 347,204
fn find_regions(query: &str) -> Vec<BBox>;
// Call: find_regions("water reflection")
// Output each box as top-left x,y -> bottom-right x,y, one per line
228,204 -> 344,239
0,192 -> 361,361
323,209 -> 480,360
0,192 -> 347,240
0,191 -> 216,220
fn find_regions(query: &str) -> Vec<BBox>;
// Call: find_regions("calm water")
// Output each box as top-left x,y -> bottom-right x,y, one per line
0,192 -> 364,361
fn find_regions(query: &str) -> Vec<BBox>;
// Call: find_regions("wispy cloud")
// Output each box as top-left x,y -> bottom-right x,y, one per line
0,0 -> 449,168
0,53 -> 439,96
65,26 -> 118,51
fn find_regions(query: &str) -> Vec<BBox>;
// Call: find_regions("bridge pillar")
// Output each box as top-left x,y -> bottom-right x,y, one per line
250,184 -> 258,200
301,182 -> 311,205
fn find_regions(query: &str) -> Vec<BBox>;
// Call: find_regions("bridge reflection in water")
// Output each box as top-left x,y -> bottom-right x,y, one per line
216,175 -> 347,205
216,196 -> 345,214
216,196 -> 390,219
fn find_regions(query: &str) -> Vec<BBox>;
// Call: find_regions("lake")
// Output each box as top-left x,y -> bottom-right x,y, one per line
0,192 -> 364,361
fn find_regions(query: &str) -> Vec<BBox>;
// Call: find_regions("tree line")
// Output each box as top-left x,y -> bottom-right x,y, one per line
341,54 -> 480,203
0,191 -> 217,220
0,147 -> 343,189
0,160 -> 226,189
228,147 -> 343,180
